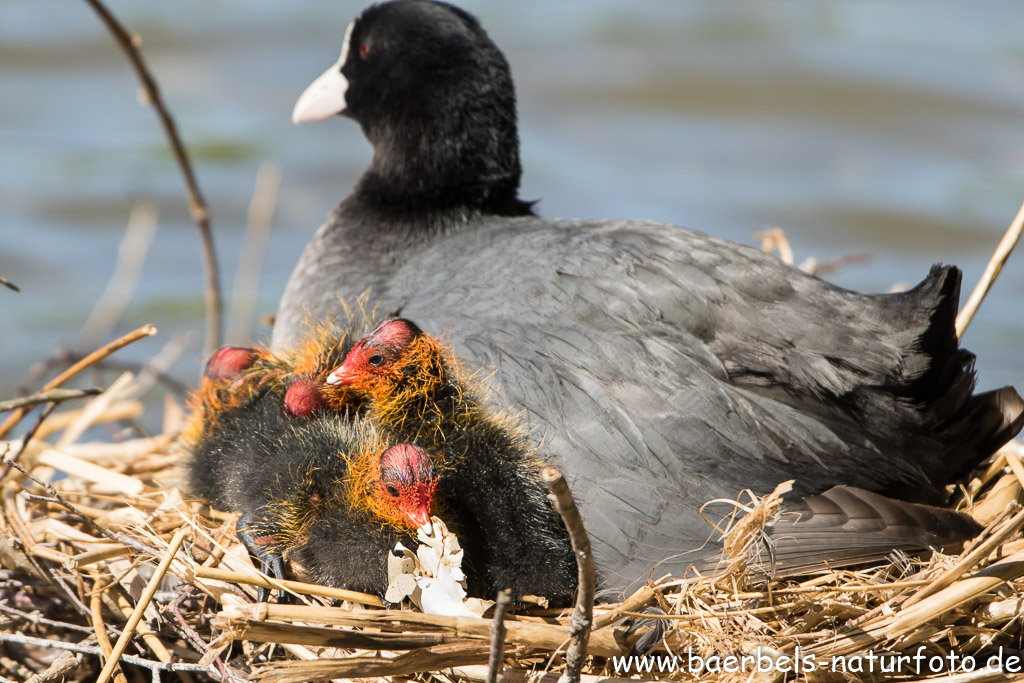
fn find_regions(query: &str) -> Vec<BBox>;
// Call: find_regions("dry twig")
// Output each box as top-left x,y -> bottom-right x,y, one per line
542,466 -> 595,683
82,201 -> 158,343
213,603 -> 622,657
81,0 -> 222,355
90,585 -> 127,683
0,633 -> 211,677
487,589 -> 512,683
0,603 -> 94,636
96,528 -> 188,683
226,161 -> 280,345
0,388 -> 102,413
956,199 -> 1024,337
0,324 -> 156,440
189,566 -> 384,607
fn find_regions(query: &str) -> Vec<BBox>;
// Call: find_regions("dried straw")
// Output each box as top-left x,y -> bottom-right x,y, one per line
3,367 -> 1021,681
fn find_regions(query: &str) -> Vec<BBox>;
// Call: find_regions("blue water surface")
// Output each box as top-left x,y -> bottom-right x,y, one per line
1,0 -> 1021,399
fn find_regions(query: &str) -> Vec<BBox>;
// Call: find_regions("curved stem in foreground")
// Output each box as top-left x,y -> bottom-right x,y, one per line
542,466 -> 595,683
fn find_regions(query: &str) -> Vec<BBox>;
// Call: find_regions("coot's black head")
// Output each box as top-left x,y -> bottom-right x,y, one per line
293,0 -> 533,217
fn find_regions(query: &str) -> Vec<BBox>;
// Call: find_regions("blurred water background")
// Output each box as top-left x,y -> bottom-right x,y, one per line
1,0 -> 1022,401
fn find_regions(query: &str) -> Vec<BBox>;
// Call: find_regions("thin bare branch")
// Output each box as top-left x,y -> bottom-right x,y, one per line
957,199 -> 1024,337
82,201 -> 158,343
542,466 -> 595,683
487,589 -> 512,683
0,632 -> 212,676
0,324 -> 157,440
21,353 -> 191,399
3,459 -> 121,545
0,388 -> 102,413
0,602 -> 96,635
227,161 -> 280,345
82,0 -> 222,355
0,401 -> 58,480
166,588 -> 230,669
96,528 -> 187,683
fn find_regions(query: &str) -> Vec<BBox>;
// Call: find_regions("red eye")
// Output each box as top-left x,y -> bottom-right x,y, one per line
359,43 -> 371,58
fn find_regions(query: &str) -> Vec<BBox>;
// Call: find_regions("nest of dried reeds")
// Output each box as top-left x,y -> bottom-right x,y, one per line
6,0 -> 1022,676
2,337 -> 1023,683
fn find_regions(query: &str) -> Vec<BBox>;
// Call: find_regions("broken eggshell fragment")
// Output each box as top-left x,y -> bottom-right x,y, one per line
385,517 -> 494,617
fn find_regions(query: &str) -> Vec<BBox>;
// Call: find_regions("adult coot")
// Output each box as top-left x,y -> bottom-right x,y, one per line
328,318 -> 983,598
277,1 -> 1023,593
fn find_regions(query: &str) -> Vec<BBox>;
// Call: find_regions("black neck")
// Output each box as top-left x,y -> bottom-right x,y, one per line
352,104 -> 535,223
354,167 -> 533,219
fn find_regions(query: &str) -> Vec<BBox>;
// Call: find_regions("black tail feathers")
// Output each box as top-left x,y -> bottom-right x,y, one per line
938,386 -> 1024,483
884,264 -> 1022,489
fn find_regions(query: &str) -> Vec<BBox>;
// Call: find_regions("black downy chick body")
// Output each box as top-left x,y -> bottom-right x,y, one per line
329,318 -> 576,602
187,329 -> 436,600
190,393 -> 435,599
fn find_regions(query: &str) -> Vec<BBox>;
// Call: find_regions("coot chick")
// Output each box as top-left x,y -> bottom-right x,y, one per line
187,320 -> 437,599
204,346 -> 262,380
329,318 -> 577,601
185,319 -> 375,514
190,398 -> 436,599
329,319 -> 986,595
184,320 -> 370,452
